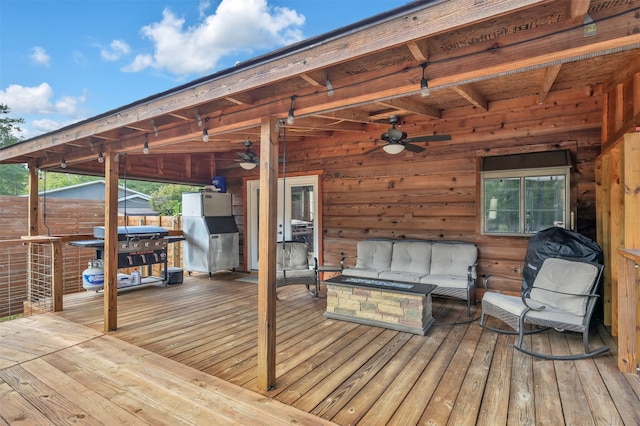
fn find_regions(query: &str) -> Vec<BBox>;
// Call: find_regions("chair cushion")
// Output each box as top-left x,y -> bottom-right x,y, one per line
529,258 -> 600,316
429,243 -> 477,277
276,242 -> 309,271
354,240 -> 393,271
388,241 -> 432,275
482,291 -> 585,327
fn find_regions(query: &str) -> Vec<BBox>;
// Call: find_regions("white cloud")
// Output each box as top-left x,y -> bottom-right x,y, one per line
101,39 -> 131,61
0,83 -> 86,116
0,83 -> 54,114
123,0 -> 305,75
30,46 -> 51,67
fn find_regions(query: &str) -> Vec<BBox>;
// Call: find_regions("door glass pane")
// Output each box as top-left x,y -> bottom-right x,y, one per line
290,185 -> 314,259
484,178 -> 520,233
524,175 -> 565,233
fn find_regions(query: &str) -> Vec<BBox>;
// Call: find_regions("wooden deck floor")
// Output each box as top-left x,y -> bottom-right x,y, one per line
5,273 -> 640,425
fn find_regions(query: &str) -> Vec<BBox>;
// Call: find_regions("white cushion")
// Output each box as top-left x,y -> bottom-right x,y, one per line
342,268 -> 383,279
429,243 -> 477,277
354,240 -> 393,271
276,242 -> 309,271
379,270 -> 423,283
421,274 -> 468,289
529,258 -> 599,316
482,291 -> 584,327
388,241 -> 432,275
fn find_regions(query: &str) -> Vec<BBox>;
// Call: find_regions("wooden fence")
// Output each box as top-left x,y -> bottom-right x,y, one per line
0,196 -> 183,318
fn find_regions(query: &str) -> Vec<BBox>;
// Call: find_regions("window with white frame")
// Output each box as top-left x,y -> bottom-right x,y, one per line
480,151 -> 571,236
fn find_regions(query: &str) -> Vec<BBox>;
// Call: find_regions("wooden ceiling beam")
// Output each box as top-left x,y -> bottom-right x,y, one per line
452,84 -> 488,111
315,109 -> 372,124
537,64 -> 563,105
569,0 -> 591,24
406,40 -> 430,63
377,98 -> 441,118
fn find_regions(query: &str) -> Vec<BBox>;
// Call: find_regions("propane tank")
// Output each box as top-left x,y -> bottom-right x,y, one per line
82,259 -> 104,290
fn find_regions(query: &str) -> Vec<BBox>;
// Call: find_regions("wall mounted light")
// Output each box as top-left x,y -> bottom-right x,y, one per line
97,152 -> 105,163
203,117 -> 210,142
420,62 -> 430,97
60,158 -> 67,168
287,95 -> 297,125
382,143 -> 405,155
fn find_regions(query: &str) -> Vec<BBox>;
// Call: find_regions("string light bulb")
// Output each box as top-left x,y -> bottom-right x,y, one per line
60,158 -> 67,169
97,152 -> 104,163
287,95 -> 297,125
203,117 -> 209,142
420,62 -> 430,97
143,134 -> 150,154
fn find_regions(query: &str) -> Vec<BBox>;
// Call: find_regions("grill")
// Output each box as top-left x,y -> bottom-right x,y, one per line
70,225 -> 184,286
93,226 -> 169,268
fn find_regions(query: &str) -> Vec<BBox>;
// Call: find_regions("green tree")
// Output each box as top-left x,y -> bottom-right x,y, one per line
0,104 -> 28,195
149,184 -> 201,216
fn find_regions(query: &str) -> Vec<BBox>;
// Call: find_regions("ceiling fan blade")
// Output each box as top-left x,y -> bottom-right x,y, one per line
365,145 -> 384,155
404,134 -> 452,143
404,143 -> 425,153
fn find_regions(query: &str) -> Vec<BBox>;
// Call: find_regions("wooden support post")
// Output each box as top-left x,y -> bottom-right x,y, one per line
27,164 -> 38,237
618,249 -> 639,373
610,147 -> 623,336
104,151 -> 120,332
257,116 -> 279,391
51,239 -> 63,312
620,132 -> 640,370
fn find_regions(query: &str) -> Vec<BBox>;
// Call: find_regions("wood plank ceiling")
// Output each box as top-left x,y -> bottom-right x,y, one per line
1,0 -> 639,183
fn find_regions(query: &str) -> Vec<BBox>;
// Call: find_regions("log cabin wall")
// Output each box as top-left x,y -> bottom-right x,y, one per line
222,85 -> 602,298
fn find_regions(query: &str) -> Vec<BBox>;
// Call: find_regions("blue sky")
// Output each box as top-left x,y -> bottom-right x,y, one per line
0,0 -> 410,139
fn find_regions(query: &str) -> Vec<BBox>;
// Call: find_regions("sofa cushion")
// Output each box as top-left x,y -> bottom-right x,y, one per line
354,240 -> 393,271
342,268 -> 384,279
429,243 -> 477,278
420,274 -> 468,288
389,241 -> 432,275
378,271 -> 424,283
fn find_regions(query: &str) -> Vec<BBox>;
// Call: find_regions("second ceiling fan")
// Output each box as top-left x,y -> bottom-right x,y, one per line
376,115 -> 451,154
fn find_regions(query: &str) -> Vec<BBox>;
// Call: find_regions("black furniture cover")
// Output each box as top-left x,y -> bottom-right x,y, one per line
523,227 -> 603,291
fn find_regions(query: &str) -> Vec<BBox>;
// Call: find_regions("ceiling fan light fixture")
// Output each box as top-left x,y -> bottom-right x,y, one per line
383,143 -> 405,154
239,161 -> 257,170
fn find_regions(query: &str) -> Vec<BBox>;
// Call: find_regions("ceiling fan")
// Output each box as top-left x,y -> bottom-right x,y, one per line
375,115 -> 451,154
235,140 -> 259,170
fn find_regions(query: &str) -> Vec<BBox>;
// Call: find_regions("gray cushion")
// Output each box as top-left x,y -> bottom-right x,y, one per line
354,240 -> 393,271
388,241 -> 432,275
276,242 -> 309,271
529,258 -> 599,316
429,243 -> 477,277
482,291 -> 585,327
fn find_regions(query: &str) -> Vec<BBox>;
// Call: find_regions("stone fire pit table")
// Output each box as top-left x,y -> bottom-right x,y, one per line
323,275 -> 437,335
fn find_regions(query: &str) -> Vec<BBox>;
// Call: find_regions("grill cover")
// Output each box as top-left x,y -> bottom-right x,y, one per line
523,227 -> 603,290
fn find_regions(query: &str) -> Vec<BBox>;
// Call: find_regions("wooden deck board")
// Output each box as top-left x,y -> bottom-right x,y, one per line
2,273 -> 638,425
